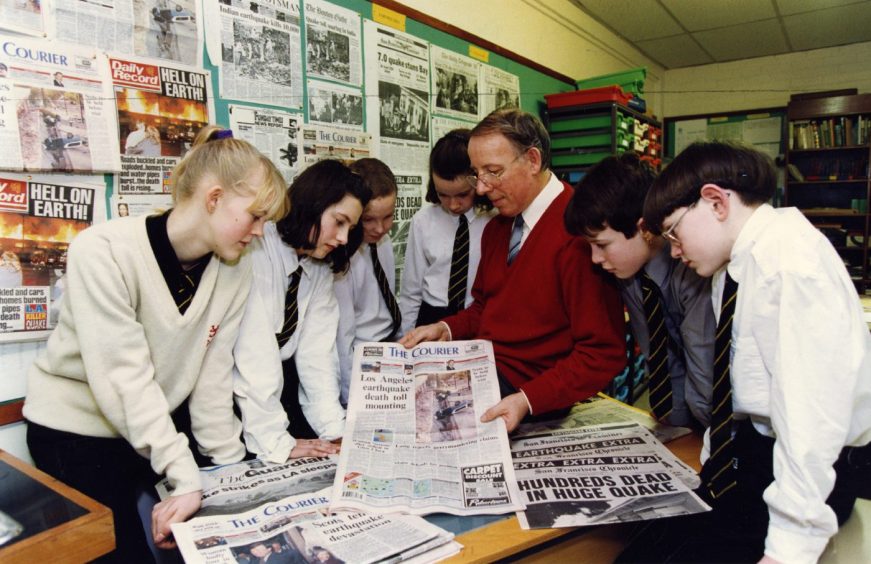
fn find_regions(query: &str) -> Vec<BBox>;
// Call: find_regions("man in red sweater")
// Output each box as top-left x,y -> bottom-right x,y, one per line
400,109 -> 626,431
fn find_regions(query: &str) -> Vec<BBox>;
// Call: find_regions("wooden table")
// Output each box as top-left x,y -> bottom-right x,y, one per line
444,432 -> 703,563
0,450 -> 115,563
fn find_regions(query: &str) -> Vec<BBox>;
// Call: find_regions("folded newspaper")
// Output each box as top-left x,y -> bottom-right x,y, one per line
511,421 -> 710,529
170,487 -> 460,564
330,340 -> 525,516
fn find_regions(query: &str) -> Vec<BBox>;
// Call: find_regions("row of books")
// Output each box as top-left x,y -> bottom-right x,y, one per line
790,155 -> 869,181
790,115 -> 871,149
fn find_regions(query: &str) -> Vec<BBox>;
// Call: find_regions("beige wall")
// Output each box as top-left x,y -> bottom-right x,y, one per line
663,41 -> 871,117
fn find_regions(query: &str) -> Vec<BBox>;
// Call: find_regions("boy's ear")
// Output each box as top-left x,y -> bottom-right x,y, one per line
699,183 -> 731,221
205,185 -> 224,214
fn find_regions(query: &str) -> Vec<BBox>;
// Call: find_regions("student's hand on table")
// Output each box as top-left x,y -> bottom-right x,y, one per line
398,322 -> 449,347
289,438 -> 340,458
480,392 -> 529,433
152,490 -> 202,549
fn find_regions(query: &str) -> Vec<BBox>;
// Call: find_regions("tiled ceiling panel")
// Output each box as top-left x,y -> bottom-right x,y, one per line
635,34 -> 715,68
693,19 -> 790,62
663,0 -> 777,31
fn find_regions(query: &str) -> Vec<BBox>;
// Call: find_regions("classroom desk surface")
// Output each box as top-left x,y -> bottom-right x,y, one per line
0,450 -> 115,563
443,432 -> 702,563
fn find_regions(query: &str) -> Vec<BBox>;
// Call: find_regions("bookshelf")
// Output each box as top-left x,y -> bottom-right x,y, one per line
786,93 -> 871,294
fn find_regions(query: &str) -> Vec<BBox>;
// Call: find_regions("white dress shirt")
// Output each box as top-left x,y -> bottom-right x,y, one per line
514,171 -> 563,248
399,205 -> 492,335
334,235 -> 396,404
710,204 -> 871,563
234,223 -> 345,463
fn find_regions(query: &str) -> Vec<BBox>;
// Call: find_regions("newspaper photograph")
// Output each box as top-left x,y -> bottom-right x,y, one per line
307,79 -> 364,130
431,45 -> 481,122
156,456 -> 338,518
300,123 -> 371,166
50,0 -> 202,66
303,0 -> 362,87
229,104 -> 302,183
216,0 -> 303,108
0,35 -> 121,173
389,172 -> 425,285
511,422 -> 709,530
171,487 -> 458,564
480,65 -> 520,115
0,0 -> 46,36
330,339 -> 525,516
110,193 -> 172,219
363,20 -> 430,170
0,173 -> 106,343
111,55 -> 213,196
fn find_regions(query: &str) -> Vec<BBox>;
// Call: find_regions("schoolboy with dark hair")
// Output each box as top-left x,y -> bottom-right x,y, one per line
618,140 -> 871,564
565,153 -> 714,428
335,158 -> 400,404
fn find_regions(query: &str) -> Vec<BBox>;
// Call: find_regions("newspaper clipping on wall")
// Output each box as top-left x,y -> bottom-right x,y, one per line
363,20 -> 430,169
511,422 -> 710,530
389,173 -> 425,283
330,339 -> 525,517
216,0 -> 303,109
229,104 -> 302,183
110,193 -> 172,219
156,456 -> 338,518
0,35 -> 121,173
431,45 -> 481,122
171,487 -> 460,564
51,0 -> 202,66
480,65 -> 520,115
111,55 -> 213,197
307,79 -> 364,130
0,0 -> 46,36
300,123 -> 371,166
0,173 -> 106,342
303,0 -> 362,87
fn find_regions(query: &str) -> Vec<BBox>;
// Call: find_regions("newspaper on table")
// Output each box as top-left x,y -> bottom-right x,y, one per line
50,0 -> 202,66
214,0 -> 303,108
511,422 -> 710,530
330,339 -> 525,517
156,456 -> 338,518
303,0 -> 362,87
0,173 -> 107,343
0,0 -> 47,36
171,487 -> 459,564
0,34 -> 121,173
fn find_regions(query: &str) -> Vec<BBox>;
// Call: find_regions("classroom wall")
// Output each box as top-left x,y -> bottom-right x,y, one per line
393,0 -> 667,118
662,40 -> 871,116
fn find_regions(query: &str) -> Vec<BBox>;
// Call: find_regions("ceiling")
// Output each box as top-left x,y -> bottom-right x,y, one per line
569,0 -> 871,69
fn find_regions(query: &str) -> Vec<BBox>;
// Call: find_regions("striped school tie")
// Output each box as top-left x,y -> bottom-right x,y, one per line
276,265 -> 303,349
370,243 -> 401,337
706,272 -> 739,499
448,214 -> 469,312
507,214 -> 524,265
639,272 -> 672,421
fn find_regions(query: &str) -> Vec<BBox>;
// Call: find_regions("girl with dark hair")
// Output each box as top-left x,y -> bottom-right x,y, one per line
234,159 -> 371,457
398,129 -> 494,334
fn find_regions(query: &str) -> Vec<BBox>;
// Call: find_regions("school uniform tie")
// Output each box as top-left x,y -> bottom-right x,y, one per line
276,265 -> 303,349
507,214 -> 524,265
706,272 -> 739,500
370,243 -> 401,338
639,272 -> 672,421
448,214 -> 470,312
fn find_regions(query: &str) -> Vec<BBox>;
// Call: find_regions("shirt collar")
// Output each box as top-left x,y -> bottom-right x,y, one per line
643,241 -> 675,287
728,203 -> 775,281
519,172 -> 561,231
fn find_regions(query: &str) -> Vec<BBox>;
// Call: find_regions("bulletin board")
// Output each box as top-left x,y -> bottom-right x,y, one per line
664,107 -> 788,161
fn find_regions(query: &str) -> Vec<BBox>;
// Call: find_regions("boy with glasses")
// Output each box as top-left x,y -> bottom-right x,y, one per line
400,109 -> 626,432
618,140 -> 871,563
564,153 -> 715,429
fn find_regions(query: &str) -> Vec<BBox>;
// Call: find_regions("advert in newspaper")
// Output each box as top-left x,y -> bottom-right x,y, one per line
330,339 -> 525,516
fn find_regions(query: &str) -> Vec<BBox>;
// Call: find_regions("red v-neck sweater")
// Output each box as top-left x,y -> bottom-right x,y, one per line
444,182 -> 626,415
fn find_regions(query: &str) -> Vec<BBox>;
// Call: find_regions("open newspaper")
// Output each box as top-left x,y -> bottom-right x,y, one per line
330,339 -> 525,516
171,487 -> 460,564
511,421 -> 710,529
156,456 -> 338,517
